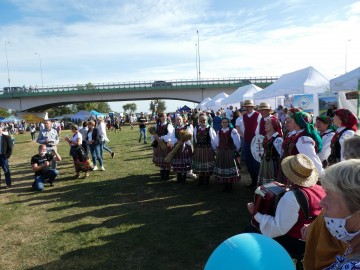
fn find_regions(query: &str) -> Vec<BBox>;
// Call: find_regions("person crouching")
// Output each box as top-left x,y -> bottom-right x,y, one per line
31,144 -> 61,191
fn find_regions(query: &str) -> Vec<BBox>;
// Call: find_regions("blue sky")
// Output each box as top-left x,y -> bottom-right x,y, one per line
1,0 -> 359,112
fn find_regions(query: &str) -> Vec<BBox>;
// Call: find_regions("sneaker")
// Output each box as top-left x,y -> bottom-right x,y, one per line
93,166 -> 98,171
144,141 -> 147,144
101,166 -> 105,171
111,152 -> 115,158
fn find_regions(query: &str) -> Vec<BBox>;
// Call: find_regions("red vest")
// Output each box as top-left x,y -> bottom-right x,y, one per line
287,184 -> 325,239
259,117 -> 266,136
243,112 -> 260,144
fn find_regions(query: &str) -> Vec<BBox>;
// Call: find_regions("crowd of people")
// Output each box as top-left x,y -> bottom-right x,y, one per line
148,102 -> 360,269
1,101 -> 360,269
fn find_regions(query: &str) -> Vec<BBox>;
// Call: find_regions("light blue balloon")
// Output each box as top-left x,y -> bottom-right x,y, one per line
205,233 -> 295,270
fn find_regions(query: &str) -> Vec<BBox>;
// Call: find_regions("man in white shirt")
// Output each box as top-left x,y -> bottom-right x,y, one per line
236,100 -> 262,188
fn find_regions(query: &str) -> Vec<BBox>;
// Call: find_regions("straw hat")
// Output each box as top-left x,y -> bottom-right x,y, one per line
258,102 -> 272,110
281,154 -> 318,187
243,100 -> 255,107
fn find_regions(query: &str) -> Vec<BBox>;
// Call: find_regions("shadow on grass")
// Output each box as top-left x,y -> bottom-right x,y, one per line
20,173 -> 253,270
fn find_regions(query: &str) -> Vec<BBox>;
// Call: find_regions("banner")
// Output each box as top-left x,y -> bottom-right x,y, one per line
318,94 -> 338,117
293,94 -> 314,113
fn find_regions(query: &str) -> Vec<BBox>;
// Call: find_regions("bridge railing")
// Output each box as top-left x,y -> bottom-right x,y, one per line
1,76 -> 278,96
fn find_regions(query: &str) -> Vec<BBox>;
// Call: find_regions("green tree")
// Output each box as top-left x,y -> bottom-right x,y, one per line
149,100 -> 166,115
0,107 -> 11,118
122,103 -> 137,113
85,82 -> 96,90
47,105 -> 75,118
75,102 -> 111,113
76,84 -> 85,91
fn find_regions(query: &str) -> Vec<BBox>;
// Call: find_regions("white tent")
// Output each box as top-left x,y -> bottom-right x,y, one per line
253,66 -> 329,100
253,66 -> 329,116
205,92 -> 229,111
197,97 -> 212,110
330,67 -> 360,115
221,84 -> 263,108
330,67 -> 360,93
71,110 -> 92,120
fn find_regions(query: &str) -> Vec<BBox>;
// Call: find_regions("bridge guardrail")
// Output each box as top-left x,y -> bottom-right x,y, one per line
1,77 -> 278,97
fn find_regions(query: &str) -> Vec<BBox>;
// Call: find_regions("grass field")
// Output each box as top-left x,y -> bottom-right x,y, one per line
0,126 -> 255,270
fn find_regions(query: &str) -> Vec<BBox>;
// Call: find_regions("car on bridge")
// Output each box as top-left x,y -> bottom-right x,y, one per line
152,80 -> 173,87
3,86 -> 25,94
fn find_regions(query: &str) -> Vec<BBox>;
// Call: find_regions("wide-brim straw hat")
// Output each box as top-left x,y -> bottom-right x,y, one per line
281,154 -> 319,187
258,102 -> 272,111
243,100 -> 255,107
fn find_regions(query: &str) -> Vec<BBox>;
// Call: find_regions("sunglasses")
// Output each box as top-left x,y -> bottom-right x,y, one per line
199,120 -> 206,123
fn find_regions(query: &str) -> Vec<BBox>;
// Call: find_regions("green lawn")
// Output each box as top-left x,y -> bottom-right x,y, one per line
0,127 -> 254,270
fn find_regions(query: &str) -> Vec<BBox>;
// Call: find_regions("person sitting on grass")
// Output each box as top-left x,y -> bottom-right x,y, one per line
31,144 -> 61,191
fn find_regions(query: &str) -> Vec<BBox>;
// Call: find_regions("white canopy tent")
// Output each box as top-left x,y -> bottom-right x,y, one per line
330,67 -> 360,93
71,110 -> 92,120
196,97 -> 212,111
1,115 -> 24,123
253,66 -> 329,116
330,67 -> 360,116
221,84 -> 263,108
205,92 -> 229,111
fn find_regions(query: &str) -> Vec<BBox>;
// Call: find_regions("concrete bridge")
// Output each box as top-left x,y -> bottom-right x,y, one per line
0,77 -> 277,112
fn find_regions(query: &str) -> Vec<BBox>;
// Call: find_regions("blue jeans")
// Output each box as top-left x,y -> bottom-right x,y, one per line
89,144 -> 103,167
0,155 -> 12,187
99,140 -> 112,158
32,169 -> 59,191
139,128 -> 147,142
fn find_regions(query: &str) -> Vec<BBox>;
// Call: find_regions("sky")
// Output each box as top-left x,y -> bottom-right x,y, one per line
1,0 -> 360,113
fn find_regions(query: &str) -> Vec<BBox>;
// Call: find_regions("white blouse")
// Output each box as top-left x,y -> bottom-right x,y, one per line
335,127 -> 355,161
214,127 -> 241,151
193,126 -> 217,151
317,129 -> 335,162
151,122 -> 174,142
170,124 -> 194,147
295,129 -> 324,178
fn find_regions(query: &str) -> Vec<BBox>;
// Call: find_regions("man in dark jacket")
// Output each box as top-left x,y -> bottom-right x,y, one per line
0,127 -> 13,188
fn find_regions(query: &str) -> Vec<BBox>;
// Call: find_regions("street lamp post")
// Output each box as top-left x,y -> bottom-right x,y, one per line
35,52 -> 44,88
195,43 -> 198,81
196,30 -> 201,82
4,41 -> 11,90
345,39 -> 351,73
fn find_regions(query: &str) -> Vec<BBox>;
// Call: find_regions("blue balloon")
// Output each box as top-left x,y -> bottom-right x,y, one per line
205,233 -> 295,270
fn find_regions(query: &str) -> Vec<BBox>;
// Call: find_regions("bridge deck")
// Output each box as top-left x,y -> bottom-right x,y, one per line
0,77 -> 277,98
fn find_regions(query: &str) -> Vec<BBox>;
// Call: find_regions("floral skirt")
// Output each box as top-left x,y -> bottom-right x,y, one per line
172,144 -> 192,173
153,144 -> 171,169
192,145 -> 215,176
213,149 -> 240,183
257,155 -> 280,186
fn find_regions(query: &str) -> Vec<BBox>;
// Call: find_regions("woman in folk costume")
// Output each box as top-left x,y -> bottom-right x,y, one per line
213,117 -> 241,192
257,116 -> 284,186
151,112 -> 174,181
315,115 -> 335,168
327,108 -> 357,166
277,110 -> 298,183
192,113 -> 217,186
282,110 -> 324,179
170,115 -> 193,183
